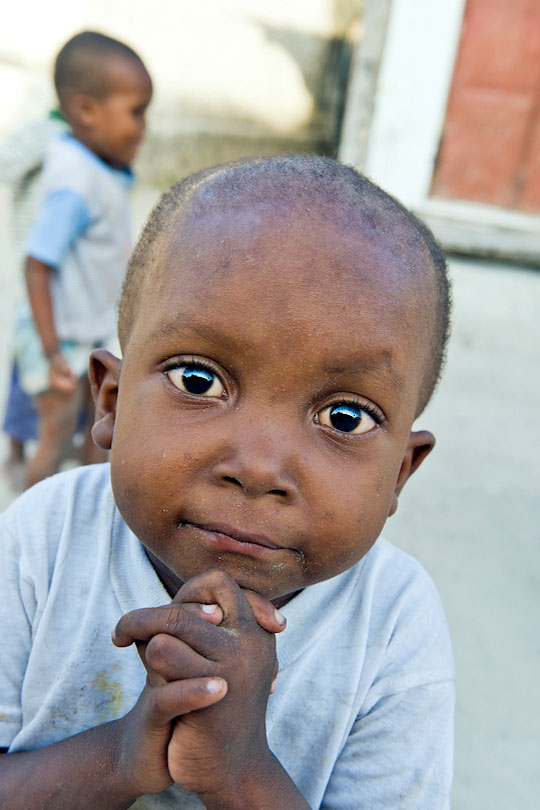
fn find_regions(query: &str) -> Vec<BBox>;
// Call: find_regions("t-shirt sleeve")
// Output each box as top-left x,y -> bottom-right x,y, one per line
0,518 -> 35,748
26,188 -> 92,268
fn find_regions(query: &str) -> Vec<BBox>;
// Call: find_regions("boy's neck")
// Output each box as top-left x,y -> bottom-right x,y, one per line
145,548 -> 183,597
68,127 -> 129,171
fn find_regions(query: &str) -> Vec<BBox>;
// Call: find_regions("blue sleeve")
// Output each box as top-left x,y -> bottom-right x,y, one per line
25,189 -> 92,268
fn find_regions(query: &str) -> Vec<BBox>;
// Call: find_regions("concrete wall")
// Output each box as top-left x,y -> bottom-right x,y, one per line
0,0 -> 362,184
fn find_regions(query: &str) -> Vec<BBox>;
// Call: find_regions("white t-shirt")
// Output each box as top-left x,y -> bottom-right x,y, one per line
0,465 -> 454,809
25,133 -> 133,343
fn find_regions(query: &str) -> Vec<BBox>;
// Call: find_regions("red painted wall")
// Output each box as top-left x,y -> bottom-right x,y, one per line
431,0 -> 540,212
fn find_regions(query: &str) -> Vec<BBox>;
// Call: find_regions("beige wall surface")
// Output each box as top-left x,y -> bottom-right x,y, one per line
0,0 -> 362,182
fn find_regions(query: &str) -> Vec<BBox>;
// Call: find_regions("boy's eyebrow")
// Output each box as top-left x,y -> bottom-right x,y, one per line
148,319 -> 246,353
151,320 -> 403,388
323,357 -> 403,390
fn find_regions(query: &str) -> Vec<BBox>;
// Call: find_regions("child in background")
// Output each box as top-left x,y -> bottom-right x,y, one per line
0,155 -> 454,809
17,31 -> 152,489
0,111 -> 68,488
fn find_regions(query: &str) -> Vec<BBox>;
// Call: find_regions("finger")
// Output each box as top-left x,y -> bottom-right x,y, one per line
180,594 -> 284,634
135,640 -> 167,687
113,603 -> 223,646
50,376 -> 70,393
176,573 -> 286,634
137,645 -> 164,687
241,590 -> 286,634
113,603 -> 221,654
133,607 -> 224,685
181,602 -> 223,626
143,678 -> 227,728
173,569 -> 257,629
53,376 -> 77,394
145,633 -> 216,683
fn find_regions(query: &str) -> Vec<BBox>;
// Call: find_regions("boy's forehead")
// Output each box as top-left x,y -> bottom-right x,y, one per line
137,192 -> 435,358
155,191 -> 434,305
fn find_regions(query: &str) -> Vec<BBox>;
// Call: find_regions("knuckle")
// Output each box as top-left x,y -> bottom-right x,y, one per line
162,604 -> 187,636
145,634 -> 169,669
207,568 -> 235,588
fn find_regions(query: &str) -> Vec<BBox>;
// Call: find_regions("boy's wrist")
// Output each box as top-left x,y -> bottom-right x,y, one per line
45,346 -> 61,360
200,751 -> 310,810
97,717 -> 150,806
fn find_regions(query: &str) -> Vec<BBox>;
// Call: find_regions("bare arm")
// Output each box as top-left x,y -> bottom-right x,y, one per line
25,256 -> 59,358
0,597 -> 291,810
0,720 -> 139,810
25,256 -> 77,392
0,664 -> 232,809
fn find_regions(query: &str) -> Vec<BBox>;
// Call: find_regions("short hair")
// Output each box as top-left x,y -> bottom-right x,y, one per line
119,155 -> 451,414
54,31 -> 145,105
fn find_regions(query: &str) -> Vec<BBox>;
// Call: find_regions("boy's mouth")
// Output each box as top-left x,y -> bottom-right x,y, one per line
178,520 -> 290,559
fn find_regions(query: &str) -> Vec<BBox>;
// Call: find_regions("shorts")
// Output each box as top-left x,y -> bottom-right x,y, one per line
2,361 -> 38,441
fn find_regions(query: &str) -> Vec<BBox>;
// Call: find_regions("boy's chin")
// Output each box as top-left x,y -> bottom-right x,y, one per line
146,547 -> 300,604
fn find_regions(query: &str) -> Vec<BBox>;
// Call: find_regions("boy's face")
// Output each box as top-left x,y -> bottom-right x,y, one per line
82,58 -> 152,167
94,198 -> 435,601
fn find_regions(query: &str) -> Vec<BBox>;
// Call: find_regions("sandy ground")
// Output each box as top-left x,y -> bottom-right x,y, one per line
0,186 -> 539,808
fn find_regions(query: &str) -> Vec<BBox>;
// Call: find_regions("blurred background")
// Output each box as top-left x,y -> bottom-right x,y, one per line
0,1 -> 539,808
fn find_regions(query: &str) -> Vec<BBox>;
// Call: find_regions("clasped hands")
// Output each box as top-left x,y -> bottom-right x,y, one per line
111,569 -> 286,803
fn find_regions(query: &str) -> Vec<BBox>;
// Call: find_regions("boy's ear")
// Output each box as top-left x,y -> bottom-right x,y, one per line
89,349 -> 122,450
69,93 -> 102,129
389,430 -> 435,516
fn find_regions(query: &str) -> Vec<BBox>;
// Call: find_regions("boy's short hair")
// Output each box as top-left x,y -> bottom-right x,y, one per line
54,31 -> 145,105
118,155 -> 451,415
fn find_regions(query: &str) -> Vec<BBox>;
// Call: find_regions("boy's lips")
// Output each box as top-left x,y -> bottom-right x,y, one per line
178,520 -> 291,559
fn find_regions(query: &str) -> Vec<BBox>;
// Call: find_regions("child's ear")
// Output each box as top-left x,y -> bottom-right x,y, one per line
88,349 -> 122,450
389,430 -> 435,516
69,93 -> 101,130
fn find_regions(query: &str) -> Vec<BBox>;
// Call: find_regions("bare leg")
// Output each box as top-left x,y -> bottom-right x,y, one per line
2,439 -> 27,492
7,438 -> 26,463
24,384 -> 83,489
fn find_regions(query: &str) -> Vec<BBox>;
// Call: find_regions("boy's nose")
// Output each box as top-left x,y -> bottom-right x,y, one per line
209,430 -> 299,503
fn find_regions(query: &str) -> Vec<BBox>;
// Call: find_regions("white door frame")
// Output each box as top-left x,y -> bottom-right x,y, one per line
357,0 -> 540,264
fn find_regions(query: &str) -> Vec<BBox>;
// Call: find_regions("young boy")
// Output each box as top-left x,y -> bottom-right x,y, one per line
17,31 -> 152,488
0,110 -> 69,487
0,155 -> 454,809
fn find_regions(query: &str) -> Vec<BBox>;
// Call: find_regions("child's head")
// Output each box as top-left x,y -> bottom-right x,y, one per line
91,155 -> 451,601
54,31 -> 152,167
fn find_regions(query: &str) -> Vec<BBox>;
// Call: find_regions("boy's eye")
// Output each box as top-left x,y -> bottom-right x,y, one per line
167,364 -> 225,398
318,403 -> 377,435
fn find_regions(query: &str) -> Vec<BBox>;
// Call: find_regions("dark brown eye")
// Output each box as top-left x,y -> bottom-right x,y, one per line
319,403 -> 377,435
167,364 -> 224,397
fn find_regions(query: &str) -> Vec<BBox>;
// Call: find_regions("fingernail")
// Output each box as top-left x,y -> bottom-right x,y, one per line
201,603 -> 218,614
207,678 -> 224,694
274,608 -> 286,626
